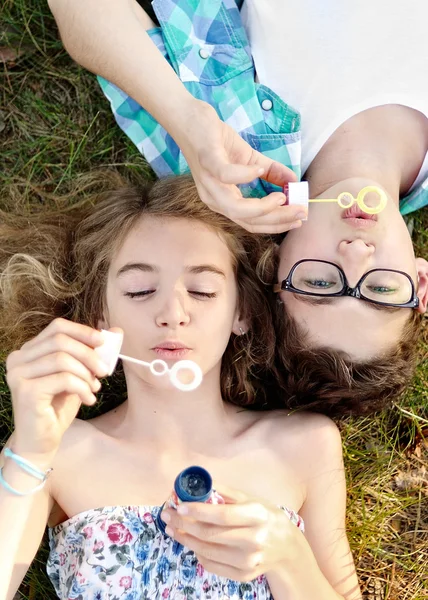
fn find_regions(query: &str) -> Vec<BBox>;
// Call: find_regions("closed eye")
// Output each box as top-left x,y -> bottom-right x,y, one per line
124,290 -> 155,298
190,291 -> 217,299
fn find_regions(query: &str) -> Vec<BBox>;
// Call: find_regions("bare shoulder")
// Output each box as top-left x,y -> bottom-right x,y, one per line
255,410 -> 343,470
54,417 -> 98,463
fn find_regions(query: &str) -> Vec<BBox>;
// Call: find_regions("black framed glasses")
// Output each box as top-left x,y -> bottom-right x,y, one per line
273,259 -> 419,309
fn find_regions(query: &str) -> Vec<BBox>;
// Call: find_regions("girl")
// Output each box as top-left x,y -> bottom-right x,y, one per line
0,175 -> 361,599
48,0 -> 428,415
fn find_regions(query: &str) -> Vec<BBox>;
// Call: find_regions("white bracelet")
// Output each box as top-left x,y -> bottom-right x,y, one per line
0,467 -> 47,496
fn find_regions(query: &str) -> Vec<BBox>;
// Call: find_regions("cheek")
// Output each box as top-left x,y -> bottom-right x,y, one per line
279,226 -> 330,271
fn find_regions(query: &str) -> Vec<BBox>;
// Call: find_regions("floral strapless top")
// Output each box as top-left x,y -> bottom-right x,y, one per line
47,504 -> 304,600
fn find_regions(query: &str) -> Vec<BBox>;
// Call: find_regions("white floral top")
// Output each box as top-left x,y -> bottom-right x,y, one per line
47,504 -> 304,600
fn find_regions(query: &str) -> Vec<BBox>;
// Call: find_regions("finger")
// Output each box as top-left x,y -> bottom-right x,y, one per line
164,511 -> 259,547
214,163 -> 265,186
251,151 -> 298,186
234,220 -> 303,234
202,177 -> 287,220
211,483 -> 249,504
169,529 -> 262,574
11,353 -> 102,394
176,501 -> 269,527
23,318 -> 104,351
17,332 -> 109,378
243,201 -> 307,225
19,372 -> 97,407
197,556 -> 261,583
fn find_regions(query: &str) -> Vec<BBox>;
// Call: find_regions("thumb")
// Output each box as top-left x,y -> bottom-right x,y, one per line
200,147 -> 263,185
252,151 -> 298,187
213,482 -> 249,504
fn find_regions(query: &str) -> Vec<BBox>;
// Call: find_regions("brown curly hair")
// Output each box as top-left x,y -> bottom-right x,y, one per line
0,174 -> 276,407
267,300 -> 423,418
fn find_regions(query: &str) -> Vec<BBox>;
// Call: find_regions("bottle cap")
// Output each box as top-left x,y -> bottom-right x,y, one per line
94,329 -> 123,375
174,466 -> 212,503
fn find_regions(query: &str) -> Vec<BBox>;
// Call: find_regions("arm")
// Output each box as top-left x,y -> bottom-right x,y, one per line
162,415 -> 362,600
0,319 -> 109,599
47,0 -> 304,234
266,418 -> 362,600
0,440 -> 54,600
47,0 -> 199,138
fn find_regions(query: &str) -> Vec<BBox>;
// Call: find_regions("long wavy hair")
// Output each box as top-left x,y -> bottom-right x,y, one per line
0,174 -> 276,407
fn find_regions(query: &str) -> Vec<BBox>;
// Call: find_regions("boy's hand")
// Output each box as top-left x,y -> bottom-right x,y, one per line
174,101 -> 307,234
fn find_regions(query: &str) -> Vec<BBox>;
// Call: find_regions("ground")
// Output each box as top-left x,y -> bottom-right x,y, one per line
0,1 -> 427,598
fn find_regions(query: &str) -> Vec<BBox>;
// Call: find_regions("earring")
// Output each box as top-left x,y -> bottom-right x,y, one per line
239,327 -> 245,336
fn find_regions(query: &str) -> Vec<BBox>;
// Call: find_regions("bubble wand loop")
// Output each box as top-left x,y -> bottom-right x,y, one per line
284,183 -> 388,215
95,330 -> 203,392
118,353 -> 202,392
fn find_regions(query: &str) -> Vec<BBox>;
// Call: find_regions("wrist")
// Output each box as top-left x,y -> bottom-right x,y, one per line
7,446 -> 57,471
267,525 -> 309,578
169,98 -> 218,148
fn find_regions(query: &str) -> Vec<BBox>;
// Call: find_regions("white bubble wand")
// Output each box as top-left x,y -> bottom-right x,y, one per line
95,330 -> 203,392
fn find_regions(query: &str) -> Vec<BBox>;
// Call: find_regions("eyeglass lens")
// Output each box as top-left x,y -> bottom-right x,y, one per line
290,261 -> 413,304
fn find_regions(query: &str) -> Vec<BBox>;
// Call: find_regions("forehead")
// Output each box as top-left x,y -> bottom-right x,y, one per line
282,293 -> 410,360
110,216 -> 233,272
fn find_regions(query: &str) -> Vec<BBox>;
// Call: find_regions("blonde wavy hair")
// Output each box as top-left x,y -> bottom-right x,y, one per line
0,174 -> 276,407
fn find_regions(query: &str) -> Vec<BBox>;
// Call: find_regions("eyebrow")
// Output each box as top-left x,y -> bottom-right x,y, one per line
116,262 -> 226,278
291,293 -> 403,313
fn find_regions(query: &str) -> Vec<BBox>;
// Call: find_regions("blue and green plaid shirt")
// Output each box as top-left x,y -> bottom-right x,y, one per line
98,0 -> 427,214
98,0 -> 301,198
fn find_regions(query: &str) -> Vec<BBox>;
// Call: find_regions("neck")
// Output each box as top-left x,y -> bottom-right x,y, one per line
109,364 -> 234,453
306,149 -> 402,204
304,104 -> 428,200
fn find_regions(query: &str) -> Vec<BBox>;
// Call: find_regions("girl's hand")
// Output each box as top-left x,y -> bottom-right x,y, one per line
160,485 -> 303,582
174,101 -> 306,234
5,318 -> 114,459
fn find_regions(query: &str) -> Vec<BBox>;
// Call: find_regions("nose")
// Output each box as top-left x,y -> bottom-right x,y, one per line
338,239 -> 375,286
155,290 -> 190,328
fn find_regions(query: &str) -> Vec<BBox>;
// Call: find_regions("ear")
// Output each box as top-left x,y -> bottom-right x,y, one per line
415,258 -> 428,313
97,317 -> 109,331
232,315 -> 249,336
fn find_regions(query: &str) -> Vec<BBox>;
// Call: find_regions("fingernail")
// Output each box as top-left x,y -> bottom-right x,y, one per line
93,379 -> 101,391
165,526 -> 174,537
290,221 -> 302,229
257,167 -> 265,175
177,505 -> 188,515
277,195 -> 287,206
296,212 -> 307,219
161,511 -> 170,523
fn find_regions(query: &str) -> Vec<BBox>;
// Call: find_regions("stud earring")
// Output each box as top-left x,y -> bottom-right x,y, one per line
239,327 -> 245,336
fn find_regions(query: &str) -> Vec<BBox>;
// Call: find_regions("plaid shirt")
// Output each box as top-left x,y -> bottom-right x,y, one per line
98,0 -> 301,198
98,0 -> 427,214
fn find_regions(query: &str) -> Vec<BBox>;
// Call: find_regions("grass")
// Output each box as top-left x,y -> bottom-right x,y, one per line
1,1 -> 427,598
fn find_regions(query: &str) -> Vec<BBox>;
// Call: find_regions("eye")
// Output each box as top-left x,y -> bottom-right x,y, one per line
366,285 -> 397,294
124,290 -> 155,298
189,291 -> 217,299
304,279 -> 336,289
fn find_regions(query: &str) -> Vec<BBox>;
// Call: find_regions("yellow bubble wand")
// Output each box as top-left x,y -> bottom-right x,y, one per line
285,183 -> 388,215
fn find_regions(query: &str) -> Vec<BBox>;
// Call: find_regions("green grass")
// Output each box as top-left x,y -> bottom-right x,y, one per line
1,1 -> 427,599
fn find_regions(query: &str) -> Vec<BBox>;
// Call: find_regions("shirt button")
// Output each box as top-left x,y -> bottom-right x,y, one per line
261,98 -> 273,111
199,48 -> 210,59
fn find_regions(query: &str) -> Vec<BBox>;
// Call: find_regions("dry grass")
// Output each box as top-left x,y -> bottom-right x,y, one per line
0,1 -> 427,598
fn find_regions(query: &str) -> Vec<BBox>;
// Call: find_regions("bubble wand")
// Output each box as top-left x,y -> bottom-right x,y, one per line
95,329 -> 203,392
284,182 -> 388,215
